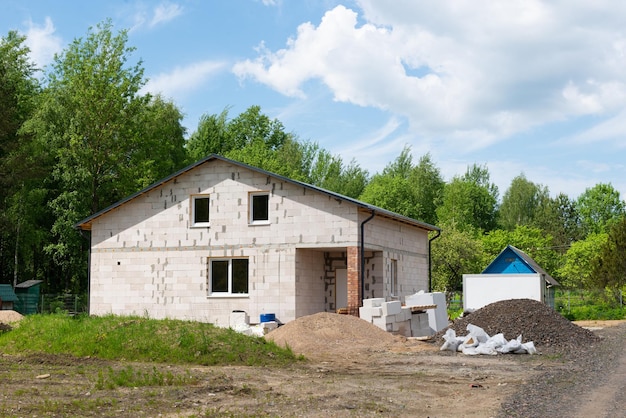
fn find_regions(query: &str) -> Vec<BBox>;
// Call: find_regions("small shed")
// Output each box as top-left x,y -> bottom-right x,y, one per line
14,280 -> 43,314
0,284 -> 19,311
463,245 -> 560,311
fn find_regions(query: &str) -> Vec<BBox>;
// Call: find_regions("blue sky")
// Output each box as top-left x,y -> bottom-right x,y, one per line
2,0 -> 626,201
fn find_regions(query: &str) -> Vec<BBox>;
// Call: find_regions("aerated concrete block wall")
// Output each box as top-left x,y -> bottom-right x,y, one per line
88,159 -> 433,326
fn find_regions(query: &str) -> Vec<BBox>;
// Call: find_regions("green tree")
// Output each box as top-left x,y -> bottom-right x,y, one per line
535,192 -> 583,253
186,108 -> 230,161
359,147 -> 443,223
436,164 -> 498,232
23,21 -> 186,291
499,173 -> 549,230
306,146 -> 368,198
431,225 -> 483,293
187,106 -> 368,198
591,216 -> 626,303
0,31 -> 42,284
576,183 -> 625,235
359,174 -> 418,218
133,95 -> 188,188
558,233 -> 607,289
409,153 -> 444,225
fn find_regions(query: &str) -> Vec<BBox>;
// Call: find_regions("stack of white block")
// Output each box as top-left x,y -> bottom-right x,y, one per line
405,291 -> 448,334
359,298 -> 432,338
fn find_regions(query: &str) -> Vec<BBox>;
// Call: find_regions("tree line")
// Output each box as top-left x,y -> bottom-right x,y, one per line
1,22 -> 625,303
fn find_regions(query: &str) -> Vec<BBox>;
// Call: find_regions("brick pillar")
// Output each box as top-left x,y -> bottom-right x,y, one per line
346,246 -> 361,316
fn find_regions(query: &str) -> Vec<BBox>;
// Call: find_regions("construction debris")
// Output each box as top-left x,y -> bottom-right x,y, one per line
440,323 -> 537,355
434,298 -> 599,352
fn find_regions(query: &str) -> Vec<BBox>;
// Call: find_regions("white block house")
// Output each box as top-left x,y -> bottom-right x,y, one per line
76,155 -> 440,326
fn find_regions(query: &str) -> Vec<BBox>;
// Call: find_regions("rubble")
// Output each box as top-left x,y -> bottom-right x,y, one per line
434,298 -> 599,351
440,323 -> 537,355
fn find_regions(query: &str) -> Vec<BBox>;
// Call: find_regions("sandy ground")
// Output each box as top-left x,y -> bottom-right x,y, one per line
0,313 -> 624,417
1,337 -> 541,417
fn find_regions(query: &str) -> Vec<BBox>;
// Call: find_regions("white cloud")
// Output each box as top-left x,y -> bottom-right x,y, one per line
150,2 -> 183,27
23,17 -> 63,69
566,109 -> 626,147
142,60 -> 226,100
233,1 -> 626,152
130,2 -> 183,31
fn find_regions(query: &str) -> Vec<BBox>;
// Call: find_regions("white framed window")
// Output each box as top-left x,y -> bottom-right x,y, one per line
209,258 -> 249,295
390,259 -> 398,296
191,194 -> 210,227
249,191 -> 270,225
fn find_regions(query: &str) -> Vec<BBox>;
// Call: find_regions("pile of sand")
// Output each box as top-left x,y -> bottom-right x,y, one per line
0,310 -> 24,324
265,312 -> 400,360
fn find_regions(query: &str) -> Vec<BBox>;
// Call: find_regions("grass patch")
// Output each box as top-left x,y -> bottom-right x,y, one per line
0,313 -> 300,366
95,365 -> 198,389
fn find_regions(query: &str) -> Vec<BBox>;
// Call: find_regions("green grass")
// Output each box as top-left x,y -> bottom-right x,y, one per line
0,313 -> 301,366
95,365 -> 198,389
555,289 -> 626,321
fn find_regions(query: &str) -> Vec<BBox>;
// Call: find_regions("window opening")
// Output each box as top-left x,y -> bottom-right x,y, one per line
191,195 -> 210,227
250,192 -> 269,224
209,258 -> 249,295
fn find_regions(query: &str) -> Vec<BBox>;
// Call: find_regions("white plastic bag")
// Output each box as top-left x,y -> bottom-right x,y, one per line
520,341 -> 537,355
466,324 -> 489,344
498,335 -> 523,353
440,329 -> 463,352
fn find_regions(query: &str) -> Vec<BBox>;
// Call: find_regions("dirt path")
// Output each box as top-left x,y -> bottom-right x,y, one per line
573,331 -> 626,418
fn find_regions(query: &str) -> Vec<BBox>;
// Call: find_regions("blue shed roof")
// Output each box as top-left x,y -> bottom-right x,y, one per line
0,284 -> 18,302
482,245 -> 560,286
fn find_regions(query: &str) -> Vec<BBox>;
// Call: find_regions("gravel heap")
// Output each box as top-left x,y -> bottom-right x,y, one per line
434,298 -> 599,351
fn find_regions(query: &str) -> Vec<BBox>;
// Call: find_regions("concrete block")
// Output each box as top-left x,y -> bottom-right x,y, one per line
370,306 -> 383,317
261,321 -> 278,334
229,311 -> 249,327
399,307 -> 412,321
405,291 -> 449,332
359,306 -> 373,322
382,300 -> 402,316
363,298 -> 385,308
410,313 -> 433,337
412,326 -> 432,338
396,320 -> 411,337
372,315 -> 392,330
372,316 -> 393,332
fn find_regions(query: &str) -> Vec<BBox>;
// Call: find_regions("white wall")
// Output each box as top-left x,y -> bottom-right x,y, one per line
462,274 -> 543,311
87,158 -> 433,325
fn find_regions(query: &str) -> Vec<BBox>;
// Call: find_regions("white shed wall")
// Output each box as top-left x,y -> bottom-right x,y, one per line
462,274 -> 543,311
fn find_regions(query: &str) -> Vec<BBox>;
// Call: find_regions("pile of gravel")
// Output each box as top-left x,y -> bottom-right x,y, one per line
433,298 -> 599,351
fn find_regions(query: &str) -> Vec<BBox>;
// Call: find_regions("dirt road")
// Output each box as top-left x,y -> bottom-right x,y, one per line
0,317 -> 624,417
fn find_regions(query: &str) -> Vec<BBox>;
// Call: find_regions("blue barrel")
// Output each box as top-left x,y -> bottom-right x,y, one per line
260,313 -> 276,323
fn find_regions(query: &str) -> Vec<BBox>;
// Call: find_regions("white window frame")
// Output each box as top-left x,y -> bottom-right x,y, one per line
208,258 -> 249,296
190,194 -> 210,227
249,191 -> 270,225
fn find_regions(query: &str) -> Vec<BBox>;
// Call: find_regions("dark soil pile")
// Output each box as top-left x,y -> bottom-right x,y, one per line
433,298 -> 599,351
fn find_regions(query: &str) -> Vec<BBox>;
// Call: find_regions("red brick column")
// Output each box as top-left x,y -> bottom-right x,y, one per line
346,246 -> 361,316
